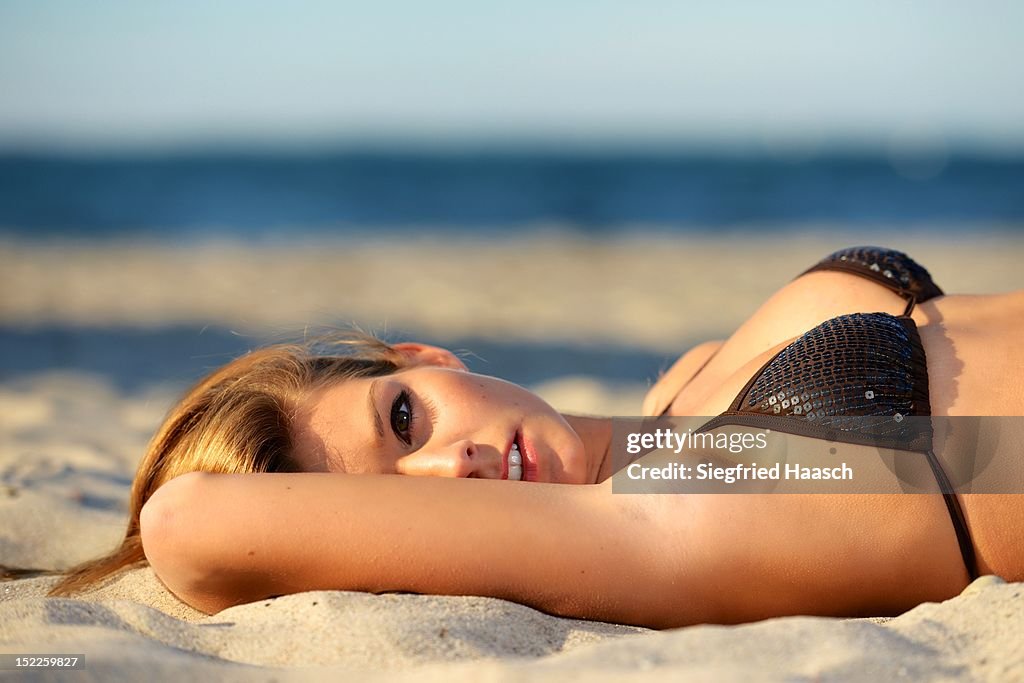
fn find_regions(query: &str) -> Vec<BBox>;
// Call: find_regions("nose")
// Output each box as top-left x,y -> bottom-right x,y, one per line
395,439 -> 479,478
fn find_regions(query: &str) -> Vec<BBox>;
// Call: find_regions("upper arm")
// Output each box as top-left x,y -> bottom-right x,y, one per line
141,466 -> 969,625
677,490 -> 970,622
139,472 -> 688,625
620,437 -> 972,624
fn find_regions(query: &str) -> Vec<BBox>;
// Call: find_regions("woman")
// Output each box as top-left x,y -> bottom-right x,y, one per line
50,247 -> 1024,629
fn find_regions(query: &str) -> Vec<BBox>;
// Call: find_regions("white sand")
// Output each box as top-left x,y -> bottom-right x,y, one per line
4,231 -> 1024,352
2,233 -> 1024,680
2,570 -> 1020,681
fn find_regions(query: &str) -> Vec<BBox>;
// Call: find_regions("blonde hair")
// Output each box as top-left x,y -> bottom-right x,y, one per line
48,331 -> 408,596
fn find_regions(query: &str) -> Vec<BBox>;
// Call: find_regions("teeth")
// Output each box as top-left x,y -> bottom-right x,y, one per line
508,442 -> 522,480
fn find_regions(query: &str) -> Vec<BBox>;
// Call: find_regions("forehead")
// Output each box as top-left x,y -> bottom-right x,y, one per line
291,375 -> 375,473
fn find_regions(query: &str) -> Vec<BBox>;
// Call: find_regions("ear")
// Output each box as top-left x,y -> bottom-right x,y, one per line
391,342 -> 467,371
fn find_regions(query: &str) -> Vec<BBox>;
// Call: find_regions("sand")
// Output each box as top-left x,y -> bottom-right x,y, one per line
4,230 -> 1024,352
2,232 -> 1024,680
1,571 -> 1020,681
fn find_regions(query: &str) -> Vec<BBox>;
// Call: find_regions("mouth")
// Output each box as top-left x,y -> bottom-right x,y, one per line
504,430 -> 538,482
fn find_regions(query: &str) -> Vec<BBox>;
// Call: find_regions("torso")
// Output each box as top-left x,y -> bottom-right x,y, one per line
652,271 -> 1024,585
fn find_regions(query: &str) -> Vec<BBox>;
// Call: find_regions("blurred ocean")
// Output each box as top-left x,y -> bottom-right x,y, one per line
3,149 -> 1023,394
1,150 -> 1022,237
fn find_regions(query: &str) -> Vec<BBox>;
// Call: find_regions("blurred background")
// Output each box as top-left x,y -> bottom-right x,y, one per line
2,0 -> 1023,435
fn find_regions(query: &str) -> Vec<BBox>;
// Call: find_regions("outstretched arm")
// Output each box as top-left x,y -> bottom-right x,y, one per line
140,472 -> 688,626
140,458 -> 969,626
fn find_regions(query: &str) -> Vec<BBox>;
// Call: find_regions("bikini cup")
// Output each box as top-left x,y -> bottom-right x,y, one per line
660,246 -> 945,413
699,312 -> 932,450
799,245 -> 944,315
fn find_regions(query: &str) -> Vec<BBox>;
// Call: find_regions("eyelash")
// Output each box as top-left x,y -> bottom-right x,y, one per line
389,388 -> 438,448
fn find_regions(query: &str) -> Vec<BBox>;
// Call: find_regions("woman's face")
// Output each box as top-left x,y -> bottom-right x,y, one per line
290,352 -> 590,484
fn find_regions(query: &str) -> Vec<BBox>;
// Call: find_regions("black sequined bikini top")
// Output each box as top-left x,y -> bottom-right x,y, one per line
698,311 -> 931,448
674,247 -> 978,580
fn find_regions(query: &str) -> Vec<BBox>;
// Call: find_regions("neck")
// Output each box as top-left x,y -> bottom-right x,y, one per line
562,414 -> 613,484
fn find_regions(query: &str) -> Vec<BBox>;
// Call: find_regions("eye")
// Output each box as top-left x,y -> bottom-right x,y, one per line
390,390 -> 414,446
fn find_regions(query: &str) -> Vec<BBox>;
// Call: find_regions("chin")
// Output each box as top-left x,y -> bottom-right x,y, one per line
555,447 -> 589,484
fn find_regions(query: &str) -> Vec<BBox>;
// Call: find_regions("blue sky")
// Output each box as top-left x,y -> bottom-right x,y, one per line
1,0 -> 1022,151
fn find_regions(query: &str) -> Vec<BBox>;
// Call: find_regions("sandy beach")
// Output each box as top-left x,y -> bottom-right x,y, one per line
4,230 -> 1024,351
2,232 -> 1024,681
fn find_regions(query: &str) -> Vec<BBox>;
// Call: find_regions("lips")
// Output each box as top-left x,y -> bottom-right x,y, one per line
519,432 -> 539,482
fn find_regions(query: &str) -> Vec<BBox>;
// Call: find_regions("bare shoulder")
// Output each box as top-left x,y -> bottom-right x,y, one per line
620,440 -> 973,622
642,340 -> 724,416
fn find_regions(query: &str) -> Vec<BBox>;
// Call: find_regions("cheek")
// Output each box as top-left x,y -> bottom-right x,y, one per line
440,374 -> 541,417
436,379 -> 493,416
462,379 -> 518,407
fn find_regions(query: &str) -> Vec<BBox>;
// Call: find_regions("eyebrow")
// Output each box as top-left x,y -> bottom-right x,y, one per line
368,378 -> 385,448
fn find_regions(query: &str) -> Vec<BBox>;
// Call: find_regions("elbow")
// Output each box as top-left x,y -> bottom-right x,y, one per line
139,472 -> 202,577
140,472 -> 235,614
